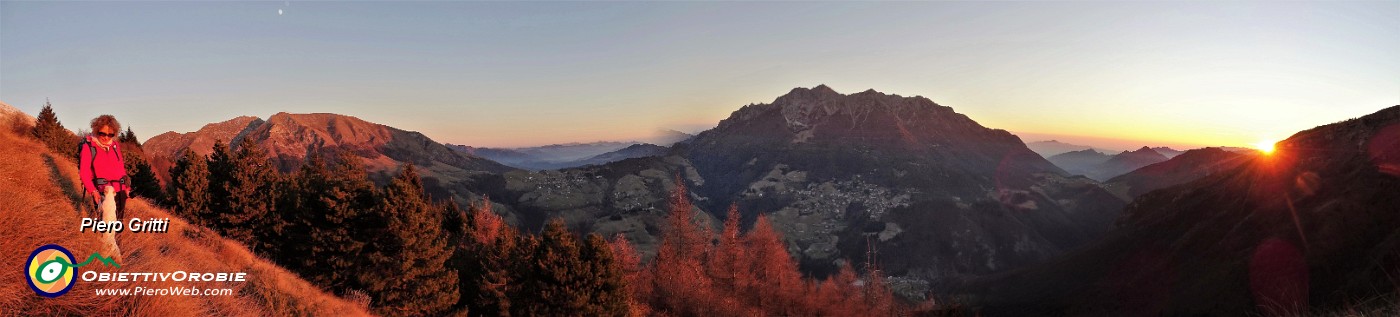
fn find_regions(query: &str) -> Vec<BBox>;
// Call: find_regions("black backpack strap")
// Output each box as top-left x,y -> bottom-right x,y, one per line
78,138 -> 94,178
78,138 -> 98,215
114,144 -> 128,190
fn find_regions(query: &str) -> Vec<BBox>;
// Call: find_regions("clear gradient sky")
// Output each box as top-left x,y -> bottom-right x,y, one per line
3,1 -> 1397,149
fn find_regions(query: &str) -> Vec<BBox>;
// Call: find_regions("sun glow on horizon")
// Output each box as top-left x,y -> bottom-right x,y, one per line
1254,140 -> 1277,155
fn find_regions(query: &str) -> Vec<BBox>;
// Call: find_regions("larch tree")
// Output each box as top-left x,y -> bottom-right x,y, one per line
608,234 -> 651,317
709,204 -> 746,294
743,214 -> 804,315
648,177 -> 724,316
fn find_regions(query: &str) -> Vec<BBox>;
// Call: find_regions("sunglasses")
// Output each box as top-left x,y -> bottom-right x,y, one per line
95,132 -> 115,138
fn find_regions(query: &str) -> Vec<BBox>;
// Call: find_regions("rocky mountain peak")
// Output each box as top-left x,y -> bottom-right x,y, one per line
810,84 -> 839,95
246,112 -> 394,163
713,85 -> 984,147
144,115 -> 264,159
673,86 -> 1121,281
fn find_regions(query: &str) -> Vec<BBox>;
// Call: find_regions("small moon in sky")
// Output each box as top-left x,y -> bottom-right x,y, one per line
278,9 -> 283,16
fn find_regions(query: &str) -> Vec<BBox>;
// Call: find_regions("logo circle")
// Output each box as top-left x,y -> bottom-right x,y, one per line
25,244 -> 76,298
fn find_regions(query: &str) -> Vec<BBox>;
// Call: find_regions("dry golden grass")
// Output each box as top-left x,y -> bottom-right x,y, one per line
0,123 -> 371,316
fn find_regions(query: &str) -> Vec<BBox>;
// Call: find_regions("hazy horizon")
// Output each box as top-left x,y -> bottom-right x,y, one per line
3,1 -> 1397,148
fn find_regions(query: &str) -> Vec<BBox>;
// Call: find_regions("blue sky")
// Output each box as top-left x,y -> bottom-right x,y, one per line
3,1 -> 1397,148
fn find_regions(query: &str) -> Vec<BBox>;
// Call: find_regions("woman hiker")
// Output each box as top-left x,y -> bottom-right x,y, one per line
79,114 -> 129,263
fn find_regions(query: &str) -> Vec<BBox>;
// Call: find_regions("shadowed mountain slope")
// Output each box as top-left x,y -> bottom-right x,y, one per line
964,105 -> 1400,316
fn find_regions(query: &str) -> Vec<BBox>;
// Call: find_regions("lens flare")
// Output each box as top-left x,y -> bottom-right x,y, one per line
1254,140 -> 1276,155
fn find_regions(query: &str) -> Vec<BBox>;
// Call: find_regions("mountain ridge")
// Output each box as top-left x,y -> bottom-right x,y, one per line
144,112 -> 514,207
963,105 -> 1400,316
1103,147 -> 1256,200
1026,140 -> 1097,158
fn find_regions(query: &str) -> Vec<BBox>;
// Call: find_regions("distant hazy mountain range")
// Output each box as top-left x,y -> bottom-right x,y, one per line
1045,147 -> 1168,181
1092,146 -> 1171,181
445,130 -> 688,171
1150,146 -> 1185,158
1102,147 -> 1256,200
1044,144 -> 1252,181
1025,140 -> 1101,157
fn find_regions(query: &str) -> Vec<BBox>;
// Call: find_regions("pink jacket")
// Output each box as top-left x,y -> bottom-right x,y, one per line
79,135 -> 130,196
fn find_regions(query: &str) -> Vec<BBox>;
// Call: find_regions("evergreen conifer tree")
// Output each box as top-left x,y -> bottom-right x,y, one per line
166,149 -> 210,222
580,233 -> 631,317
205,139 -> 234,216
361,164 -> 459,316
277,151 -> 376,291
30,100 -> 77,158
457,199 -> 516,317
124,151 -> 165,203
218,138 -> 279,252
519,220 -> 590,315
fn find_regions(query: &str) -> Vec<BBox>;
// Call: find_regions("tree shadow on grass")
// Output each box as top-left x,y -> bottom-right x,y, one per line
44,153 -> 87,217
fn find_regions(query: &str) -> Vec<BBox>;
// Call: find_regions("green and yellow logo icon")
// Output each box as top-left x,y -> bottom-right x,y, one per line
26,244 -> 77,298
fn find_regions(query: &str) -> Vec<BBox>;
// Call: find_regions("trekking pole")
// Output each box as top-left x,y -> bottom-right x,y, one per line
78,179 -> 91,218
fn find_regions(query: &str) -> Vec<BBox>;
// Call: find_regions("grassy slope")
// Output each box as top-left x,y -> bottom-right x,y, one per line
0,127 -> 370,316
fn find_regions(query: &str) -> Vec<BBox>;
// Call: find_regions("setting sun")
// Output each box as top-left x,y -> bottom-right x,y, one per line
1254,140 -> 1277,154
